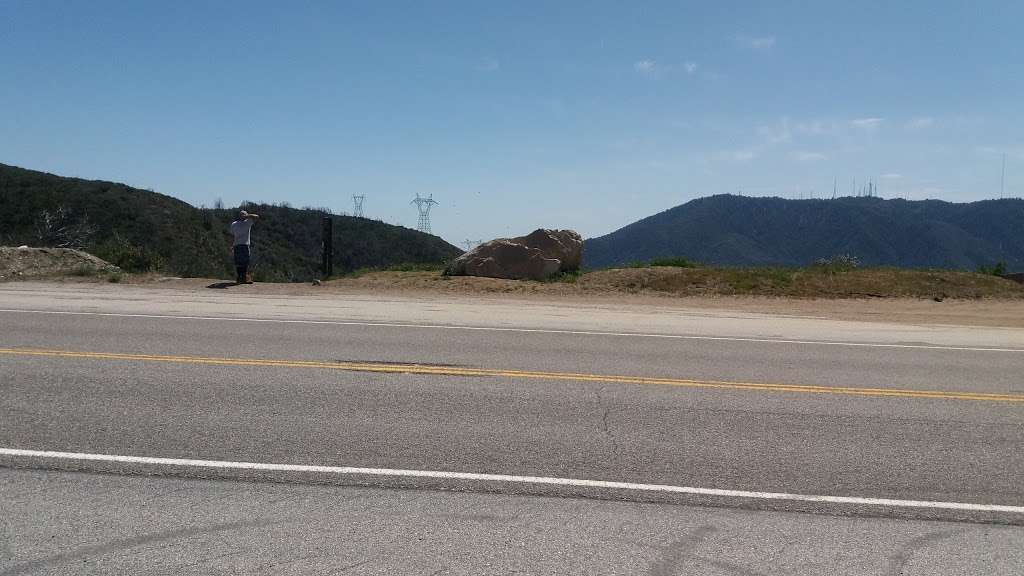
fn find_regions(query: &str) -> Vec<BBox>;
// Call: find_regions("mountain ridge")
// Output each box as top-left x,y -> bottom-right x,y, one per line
0,163 -> 461,281
584,194 -> 1024,270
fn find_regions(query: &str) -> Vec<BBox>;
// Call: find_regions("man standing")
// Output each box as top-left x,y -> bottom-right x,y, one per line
229,210 -> 260,284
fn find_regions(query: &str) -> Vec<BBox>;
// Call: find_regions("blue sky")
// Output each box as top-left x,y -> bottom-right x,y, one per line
2,1 -> 1022,244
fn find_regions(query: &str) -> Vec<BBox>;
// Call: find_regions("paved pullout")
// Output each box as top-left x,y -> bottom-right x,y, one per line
1,283 -> 1022,572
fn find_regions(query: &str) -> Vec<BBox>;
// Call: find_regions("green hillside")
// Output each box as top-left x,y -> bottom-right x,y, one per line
0,163 -> 461,281
584,194 -> 1024,270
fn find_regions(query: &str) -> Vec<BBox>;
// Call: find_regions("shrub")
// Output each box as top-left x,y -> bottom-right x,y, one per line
648,257 -> 696,268
92,234 -> 164,272
976,261 -> 1007,276
542,269 -> 582,283
624,257 -> 697,269
812,254 -> 860,273
382,262 -> 447,272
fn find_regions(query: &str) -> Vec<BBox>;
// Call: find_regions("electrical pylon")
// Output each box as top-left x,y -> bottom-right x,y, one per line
411,193 -> 438,234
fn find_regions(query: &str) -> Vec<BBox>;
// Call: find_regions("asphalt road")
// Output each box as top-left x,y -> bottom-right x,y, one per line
4,468 -> 1023,576
1,283 -> 1023,574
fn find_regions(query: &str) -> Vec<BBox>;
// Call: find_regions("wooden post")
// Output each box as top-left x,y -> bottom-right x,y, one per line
321,216 -> 334,278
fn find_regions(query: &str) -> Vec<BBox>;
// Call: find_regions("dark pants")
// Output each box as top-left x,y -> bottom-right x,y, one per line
233,244 -> 251,283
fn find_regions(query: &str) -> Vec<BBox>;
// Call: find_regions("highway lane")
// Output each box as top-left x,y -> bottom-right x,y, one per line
2,286 -> 1024,572
2,307 -> 1024,517
1,310 -> 1022,395
3,468 -> 1023,576
2,350 -> 1022,518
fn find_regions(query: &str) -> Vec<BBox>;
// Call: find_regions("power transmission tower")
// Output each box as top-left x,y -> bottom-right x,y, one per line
352,195 -> 365,218
411,193 -> 438,234
461,239 -> 483,251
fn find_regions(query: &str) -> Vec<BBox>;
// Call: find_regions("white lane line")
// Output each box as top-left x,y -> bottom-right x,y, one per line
2,448 -> 1022,514
1,309 -> 1022,353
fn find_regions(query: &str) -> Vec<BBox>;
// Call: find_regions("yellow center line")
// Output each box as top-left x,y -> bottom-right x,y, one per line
1,347 -> 1022,403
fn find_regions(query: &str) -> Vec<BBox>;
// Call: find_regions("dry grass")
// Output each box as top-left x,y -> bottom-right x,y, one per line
289,266 -> 1024,300
582,267 -> 1024,299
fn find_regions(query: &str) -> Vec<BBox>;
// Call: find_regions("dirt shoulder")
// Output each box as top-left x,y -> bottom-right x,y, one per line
61,269 -> 1022,329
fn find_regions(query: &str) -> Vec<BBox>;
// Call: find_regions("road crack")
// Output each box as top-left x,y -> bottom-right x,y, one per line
594,386 -> 620,457
887,530 -> 961,575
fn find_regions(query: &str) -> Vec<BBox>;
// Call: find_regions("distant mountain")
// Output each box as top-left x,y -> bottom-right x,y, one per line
0,163 -> 461,281
584,195 -> 1024,270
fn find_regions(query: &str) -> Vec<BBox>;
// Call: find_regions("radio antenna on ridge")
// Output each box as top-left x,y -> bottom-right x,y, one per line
1002,153 -> 1007,199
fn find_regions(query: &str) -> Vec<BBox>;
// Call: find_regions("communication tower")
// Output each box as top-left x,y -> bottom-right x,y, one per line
1002,153 -> 1006,199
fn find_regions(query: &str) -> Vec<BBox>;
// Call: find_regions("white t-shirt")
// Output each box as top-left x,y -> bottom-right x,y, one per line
230,219 -> 254,246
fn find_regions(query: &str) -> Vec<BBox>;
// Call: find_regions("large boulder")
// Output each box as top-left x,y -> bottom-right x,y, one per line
446,229 -> 583,280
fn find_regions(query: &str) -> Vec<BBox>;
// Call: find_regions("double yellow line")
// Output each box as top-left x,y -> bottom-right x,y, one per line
2,347 -> 1023,403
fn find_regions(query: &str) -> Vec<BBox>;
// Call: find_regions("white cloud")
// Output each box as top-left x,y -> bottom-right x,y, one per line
851,117 -> 883,129
731,150 -> 757,162
794,120 -> 838,135
757,119 -> 792,144
880,173 -> 903,179
684,61 -> 698,74
736,35 -> 776,51
792,151 -> 827,162
475,58 -> 500,72
905,117 -> 934,129
634,60 -> 656,73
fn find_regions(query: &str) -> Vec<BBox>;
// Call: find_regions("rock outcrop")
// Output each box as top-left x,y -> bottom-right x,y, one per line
445,229 -> 583,280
